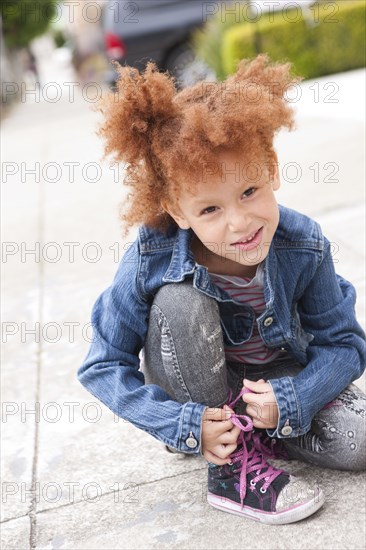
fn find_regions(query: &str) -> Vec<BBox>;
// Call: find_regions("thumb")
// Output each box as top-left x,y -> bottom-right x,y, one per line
223,404 -> 235,416
243,378 -> 268,393
203,406 -> 232,422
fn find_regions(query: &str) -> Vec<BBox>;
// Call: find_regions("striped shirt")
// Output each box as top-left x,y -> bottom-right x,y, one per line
209,263 -> 281,364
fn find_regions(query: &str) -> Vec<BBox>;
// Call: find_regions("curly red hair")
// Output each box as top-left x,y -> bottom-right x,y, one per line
95,54 -> 300,234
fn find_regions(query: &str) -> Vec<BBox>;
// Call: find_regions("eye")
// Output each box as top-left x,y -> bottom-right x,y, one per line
242,187 -> 256,198
200,205 -> 217,215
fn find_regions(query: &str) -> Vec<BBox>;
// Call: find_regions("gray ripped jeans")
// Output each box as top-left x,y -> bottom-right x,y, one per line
142,281 -> 366,471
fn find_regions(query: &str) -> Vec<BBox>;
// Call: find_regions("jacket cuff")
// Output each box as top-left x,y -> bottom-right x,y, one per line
178,402 -> 207,454
266,377 -> 310,438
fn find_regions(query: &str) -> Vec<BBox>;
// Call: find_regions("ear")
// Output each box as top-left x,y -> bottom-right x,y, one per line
160,200 -> 191,230
268,152 -> 280,191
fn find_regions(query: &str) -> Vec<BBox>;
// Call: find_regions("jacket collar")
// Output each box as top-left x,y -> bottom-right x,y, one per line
160,226 -> 222,300
161,225 -> 277,306
162,227 -> 196,282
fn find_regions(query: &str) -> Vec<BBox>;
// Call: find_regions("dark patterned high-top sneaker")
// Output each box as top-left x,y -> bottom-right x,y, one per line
207,388 -> 325,524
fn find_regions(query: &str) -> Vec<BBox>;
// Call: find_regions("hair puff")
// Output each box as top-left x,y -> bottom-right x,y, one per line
95,54 -> 301,234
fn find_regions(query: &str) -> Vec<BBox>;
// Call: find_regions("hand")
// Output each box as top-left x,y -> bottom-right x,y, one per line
201,405 -> 241,465
242,378 -> 279,429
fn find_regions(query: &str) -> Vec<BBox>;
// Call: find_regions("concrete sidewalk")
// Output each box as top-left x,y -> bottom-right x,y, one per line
1,63 -> 365,549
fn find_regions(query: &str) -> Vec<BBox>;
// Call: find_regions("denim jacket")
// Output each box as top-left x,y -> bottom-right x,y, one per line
77,204 -> 366,454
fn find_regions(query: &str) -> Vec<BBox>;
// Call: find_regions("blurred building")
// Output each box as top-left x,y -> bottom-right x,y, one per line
62,0 -> 108,84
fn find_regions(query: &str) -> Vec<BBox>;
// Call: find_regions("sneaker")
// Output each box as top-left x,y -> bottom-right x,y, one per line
207,388 -> 325,525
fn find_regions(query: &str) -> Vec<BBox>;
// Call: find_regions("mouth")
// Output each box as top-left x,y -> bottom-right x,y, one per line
231,227 -> 263,246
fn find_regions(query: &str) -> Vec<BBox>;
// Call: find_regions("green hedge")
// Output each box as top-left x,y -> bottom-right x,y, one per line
220,1 -> 365,79
1,0 -> 59,50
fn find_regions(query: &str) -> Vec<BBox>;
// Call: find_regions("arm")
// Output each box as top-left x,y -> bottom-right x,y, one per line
267,237 -> 366,438
77,240 -> 206,453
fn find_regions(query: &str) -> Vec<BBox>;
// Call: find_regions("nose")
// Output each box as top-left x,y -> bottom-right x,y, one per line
227,207 -> 250,234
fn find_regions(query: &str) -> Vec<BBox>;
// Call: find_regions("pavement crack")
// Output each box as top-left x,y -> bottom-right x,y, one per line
29,166 -> 46,550
1,513 -> 29,525
28,465 -> 207,517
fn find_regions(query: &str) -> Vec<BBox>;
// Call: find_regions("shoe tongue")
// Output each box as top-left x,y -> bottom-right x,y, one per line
245,435 -> 257,453
246,437 -> 274,474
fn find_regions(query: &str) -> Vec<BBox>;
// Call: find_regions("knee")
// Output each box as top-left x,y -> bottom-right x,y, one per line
333,385 -> 366,471
153,281 -> 219,323
343,427 -> 366,471
314,384 -> 366,471
151,281 -> 224,351
319,416 -> 366,472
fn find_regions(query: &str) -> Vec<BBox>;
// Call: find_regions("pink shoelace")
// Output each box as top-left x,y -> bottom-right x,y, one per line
226,387 -> 284,508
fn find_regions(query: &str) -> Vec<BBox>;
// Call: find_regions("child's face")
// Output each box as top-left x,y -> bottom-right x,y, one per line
164,149 -> 281,276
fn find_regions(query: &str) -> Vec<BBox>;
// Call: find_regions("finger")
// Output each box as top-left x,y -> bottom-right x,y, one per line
207,406 -> 238,432
214,420 -> 241,444
220,442 -> 238,457
229,424 -> 241,439
246,403 -> 263,420
242,390 -> 271,404
203,407 -> 232,423
243,378 -> 271,394
242,393 -> 264,405
219,426 -> 241,445
243,378 -> 265,384
213,442 -> 238,459
209,443 -> 236,461
211,417 -> 237,436
204,450 -> 230,466
223,404 -> 236,418
252,418 -> 276,430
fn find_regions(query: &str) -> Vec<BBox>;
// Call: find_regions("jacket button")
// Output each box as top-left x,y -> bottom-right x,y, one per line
264,316 -> 274,327
281,425 -> 293,436
185,432 -> 198,448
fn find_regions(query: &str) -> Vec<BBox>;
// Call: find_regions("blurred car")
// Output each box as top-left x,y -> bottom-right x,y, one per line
102,0 -> 233,88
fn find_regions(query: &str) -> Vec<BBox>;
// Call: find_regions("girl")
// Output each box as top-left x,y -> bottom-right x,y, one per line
78,55 -> 366,524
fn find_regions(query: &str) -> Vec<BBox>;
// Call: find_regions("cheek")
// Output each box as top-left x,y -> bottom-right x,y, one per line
195,225 -> 222,246
268,203 -> 279,224
260,195 -> 279,222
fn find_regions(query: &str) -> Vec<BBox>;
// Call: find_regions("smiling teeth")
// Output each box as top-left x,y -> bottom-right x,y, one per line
242,231 -> 256,243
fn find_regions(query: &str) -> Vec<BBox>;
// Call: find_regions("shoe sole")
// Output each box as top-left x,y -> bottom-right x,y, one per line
207,488 -> 325,525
